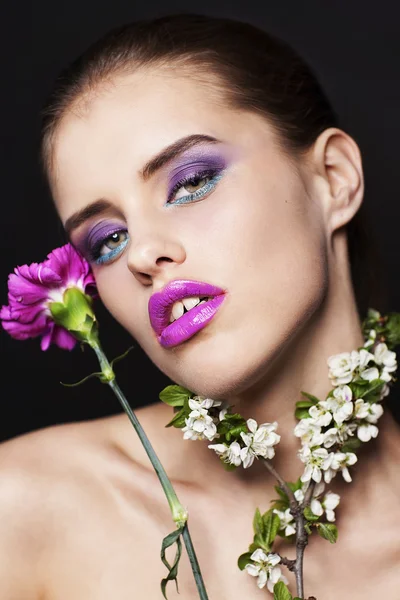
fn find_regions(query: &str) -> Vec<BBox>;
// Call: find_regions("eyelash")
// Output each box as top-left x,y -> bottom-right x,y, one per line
90,167 -> 224,265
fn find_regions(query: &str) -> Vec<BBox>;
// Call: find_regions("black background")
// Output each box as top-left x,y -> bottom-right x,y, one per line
1,1 -> 399,442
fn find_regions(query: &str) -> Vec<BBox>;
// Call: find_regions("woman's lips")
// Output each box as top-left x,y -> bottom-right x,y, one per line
148,279 -> 227,348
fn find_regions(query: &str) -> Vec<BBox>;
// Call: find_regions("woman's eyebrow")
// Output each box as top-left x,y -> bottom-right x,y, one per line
64,133 -> 221,236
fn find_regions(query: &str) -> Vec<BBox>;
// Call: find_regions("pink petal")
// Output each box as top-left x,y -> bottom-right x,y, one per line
52,326 -> 77,350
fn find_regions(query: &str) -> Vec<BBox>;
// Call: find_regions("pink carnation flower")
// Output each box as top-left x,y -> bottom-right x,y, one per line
1,244 -> 97,351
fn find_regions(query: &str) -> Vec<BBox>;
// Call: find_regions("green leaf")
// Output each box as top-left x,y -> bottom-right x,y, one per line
159,385 -> 192,407
304,522 -> 312,535
300,391 -> 321,404
303,506 -> 320,522
223,413 -> 247,424
274,485 -> 289,502
341,438 -> 362,453
225,425 -> 248,442
273,581 -> 293,600
160,526 -> 183,599
253,507 -> 264,536
385,311 -> 400,348
287,479 -> 303,492
263,510 -> 281,547
295,400 -> 315,409
165,408 -> 188,428
360,379 -> 386,402
237,551 -> 253,570
270,500 -> 289,512
295,407 -> 311,420
317,522 -> 338,544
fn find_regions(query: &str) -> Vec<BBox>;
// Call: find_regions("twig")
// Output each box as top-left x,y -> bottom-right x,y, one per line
262,459 -> 297,511
262,461 -> 318,599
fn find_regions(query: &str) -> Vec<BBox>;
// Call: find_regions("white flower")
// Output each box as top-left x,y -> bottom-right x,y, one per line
294,419 -> 324,447
354,400 -> 383,442
358,348 -> 375,369
308,404 -> 333,427
323,422 -> 357,448
380,367 -> 396,382
360,367 -> 380,382
219,407 -> 228,421
273,508 -> 296,536
353,399 -> 370,420
363,329 -> 376,348
294,488 -> 305,503
182,413 -> 218,442
354,400 -> 383,424
181,396 -> 222,441
327,350 -> 360,386
245,550 -> 288,592
323,491 -> 340,521
357,423 -> 379,442
374,343 -> 397,371
322,385 -> 353,425
208,441 -> 242,466
323,451 -> 357,483
240,419 -> 281,468
379,383 -> 390,400
311,491 -> 340,522
299,446 -> 330,483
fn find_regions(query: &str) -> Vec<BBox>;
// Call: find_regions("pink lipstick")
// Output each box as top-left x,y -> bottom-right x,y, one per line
149,280 -> 227,348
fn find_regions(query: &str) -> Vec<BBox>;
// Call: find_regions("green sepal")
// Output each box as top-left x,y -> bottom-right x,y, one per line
237,551 -> 253,571
303,506 -> 320,522
160,526 -> 184,599
316,522 -> 338,543
159,385 -> 193,407
49,288 -> 98,344
273,581 -> 293,600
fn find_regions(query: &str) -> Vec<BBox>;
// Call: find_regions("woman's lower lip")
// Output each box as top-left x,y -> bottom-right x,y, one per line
157,294 -> 226,349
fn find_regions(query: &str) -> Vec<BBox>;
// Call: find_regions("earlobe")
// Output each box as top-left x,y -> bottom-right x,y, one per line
312,127 -> 364,234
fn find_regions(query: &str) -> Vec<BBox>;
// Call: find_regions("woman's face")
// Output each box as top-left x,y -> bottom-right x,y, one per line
52,69 -> 328,399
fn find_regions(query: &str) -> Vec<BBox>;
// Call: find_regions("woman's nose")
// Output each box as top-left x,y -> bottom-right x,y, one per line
126,235 -> 186,285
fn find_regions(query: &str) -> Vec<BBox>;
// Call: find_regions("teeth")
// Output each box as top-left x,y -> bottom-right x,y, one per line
171,301 -> 185,321
169,296 -> 210,323
182,297 -> 201,311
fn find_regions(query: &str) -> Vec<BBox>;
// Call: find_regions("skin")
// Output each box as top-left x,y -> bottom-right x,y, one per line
1,67 -> 399,599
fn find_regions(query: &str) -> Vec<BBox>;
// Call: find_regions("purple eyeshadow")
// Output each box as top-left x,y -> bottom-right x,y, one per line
167,149 -> 228,197
79,221 -> 126,257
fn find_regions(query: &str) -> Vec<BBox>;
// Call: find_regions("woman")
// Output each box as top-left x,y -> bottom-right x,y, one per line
1,12 -> 399,599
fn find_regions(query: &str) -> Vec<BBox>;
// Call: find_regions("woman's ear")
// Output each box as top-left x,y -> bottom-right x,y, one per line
310,127 -> 364,234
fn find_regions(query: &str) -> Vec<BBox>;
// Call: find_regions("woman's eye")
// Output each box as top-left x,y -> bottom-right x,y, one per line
168,169 -> 224,205
92,230 -> 130,265
180,175 -> 210,194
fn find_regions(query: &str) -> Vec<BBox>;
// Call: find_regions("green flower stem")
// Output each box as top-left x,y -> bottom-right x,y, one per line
182,524 -> 209,600
89,341 -> 209,599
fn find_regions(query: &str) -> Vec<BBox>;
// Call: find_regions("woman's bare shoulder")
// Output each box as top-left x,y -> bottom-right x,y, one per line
0,412 -> 175,599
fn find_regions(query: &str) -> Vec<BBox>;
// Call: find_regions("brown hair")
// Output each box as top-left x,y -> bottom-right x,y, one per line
40,12 -> 386,317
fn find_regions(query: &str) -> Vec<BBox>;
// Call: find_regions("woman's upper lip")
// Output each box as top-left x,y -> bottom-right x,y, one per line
148,279 -> 226,336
